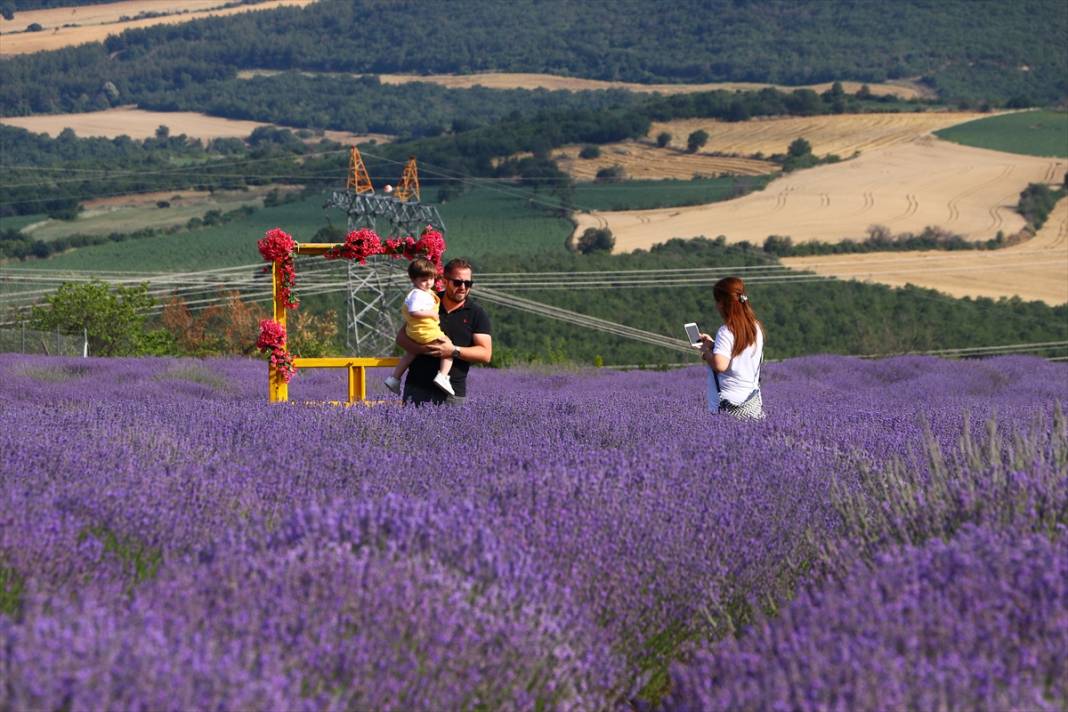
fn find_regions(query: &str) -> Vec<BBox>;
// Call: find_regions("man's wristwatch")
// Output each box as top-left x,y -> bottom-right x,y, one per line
452,347 -> 461,360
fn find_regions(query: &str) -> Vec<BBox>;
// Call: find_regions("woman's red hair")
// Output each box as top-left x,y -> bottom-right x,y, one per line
713,277 -> 762,358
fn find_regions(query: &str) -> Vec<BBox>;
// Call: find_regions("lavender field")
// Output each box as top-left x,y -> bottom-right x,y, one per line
1,353 -> 1065,711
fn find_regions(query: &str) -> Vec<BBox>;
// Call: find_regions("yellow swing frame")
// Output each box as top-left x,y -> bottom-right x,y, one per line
268,243 -> 398,403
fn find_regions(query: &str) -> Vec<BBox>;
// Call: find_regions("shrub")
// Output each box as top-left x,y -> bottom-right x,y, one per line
686,129 -> 709,153
576,227 -> 615,254
594,165 -> 625,183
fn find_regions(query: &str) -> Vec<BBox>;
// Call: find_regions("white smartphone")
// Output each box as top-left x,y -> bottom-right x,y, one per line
684,322 -> 702,348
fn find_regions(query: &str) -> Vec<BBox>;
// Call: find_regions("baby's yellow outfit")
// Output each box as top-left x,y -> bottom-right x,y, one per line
403,288 -> 446,344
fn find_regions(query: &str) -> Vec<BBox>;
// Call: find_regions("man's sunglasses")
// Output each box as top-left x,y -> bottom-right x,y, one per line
449,278 -> 473,289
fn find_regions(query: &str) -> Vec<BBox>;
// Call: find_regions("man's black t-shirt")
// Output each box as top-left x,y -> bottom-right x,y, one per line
406,295 -> 491,397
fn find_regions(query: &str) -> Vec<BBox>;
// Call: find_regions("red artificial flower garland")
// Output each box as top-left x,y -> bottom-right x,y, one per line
257,228 -> 298,309
256,225 -> 447,383
256,318 -> 296,383
326,225 -> 447,275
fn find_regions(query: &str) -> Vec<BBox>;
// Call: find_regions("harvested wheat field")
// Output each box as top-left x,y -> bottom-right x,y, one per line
0,1 -> 316,55
554,142 -> 777,180
0,107 -> 389,145
368,72 -> 931,100
573,137 -> 1067,252
545,112 -> 989,182
780,198 -> 1068,305
652,112 -> 992,158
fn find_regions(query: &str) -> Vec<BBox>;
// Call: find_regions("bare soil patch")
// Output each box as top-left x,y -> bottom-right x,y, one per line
0,1 -> 316,55
0,107 -> 389,145
572,136 -> 1066,253
780,197 -> 1068,305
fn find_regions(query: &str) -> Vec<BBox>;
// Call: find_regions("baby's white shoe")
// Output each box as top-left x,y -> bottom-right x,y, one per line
432,372 -> 455,396
384,376 -> 401,394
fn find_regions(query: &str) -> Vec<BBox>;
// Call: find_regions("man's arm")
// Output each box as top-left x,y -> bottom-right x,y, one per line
424,333 -> 491,363
463,333 -> 492,364
396,327 -> 433,354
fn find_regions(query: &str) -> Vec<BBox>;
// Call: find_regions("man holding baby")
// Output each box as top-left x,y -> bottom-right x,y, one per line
395,258 -> 492,406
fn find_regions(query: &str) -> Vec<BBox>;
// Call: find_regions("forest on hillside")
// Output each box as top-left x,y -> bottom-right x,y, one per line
0,83 -> 900,217
0,0 -> 1064,115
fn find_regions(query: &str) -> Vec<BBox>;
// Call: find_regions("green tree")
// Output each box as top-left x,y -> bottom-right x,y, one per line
576,227 -> 615,254
656,131 -> 672,148
30,279 -> 156,356
787,137 -> 812,157
686,129 -> 709,153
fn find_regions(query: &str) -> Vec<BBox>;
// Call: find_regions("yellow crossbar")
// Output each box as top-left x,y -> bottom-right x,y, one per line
294,243 -> 337,256
290,357 -> 399,404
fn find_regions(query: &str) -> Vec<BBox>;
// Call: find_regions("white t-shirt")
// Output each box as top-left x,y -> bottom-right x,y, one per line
404,288 -> 437,314
712,324 -> 763,405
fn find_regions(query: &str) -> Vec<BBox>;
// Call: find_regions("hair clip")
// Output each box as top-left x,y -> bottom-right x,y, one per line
739,294 -> 749,303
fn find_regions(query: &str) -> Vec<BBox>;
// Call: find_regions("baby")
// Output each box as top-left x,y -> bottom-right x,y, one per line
384,258 -> 454,396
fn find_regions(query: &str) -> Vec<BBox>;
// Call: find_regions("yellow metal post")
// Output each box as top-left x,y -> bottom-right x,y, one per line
269,260 -> 288,403
347,365 -> 367,404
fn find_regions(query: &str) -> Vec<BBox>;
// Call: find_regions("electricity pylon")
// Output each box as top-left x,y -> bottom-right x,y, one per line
326,149 -> 446,355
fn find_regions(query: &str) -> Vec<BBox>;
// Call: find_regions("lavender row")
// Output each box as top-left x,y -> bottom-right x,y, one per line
0,354 -> 1065,709
667,524 -> 1068,711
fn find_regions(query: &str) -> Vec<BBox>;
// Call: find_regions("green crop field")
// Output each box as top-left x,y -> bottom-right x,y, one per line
0,213 -> 47,233
572,176 -> 775,212
13,187 -> 572,272
934,110 -> 1068,157
18,192 -> 274,243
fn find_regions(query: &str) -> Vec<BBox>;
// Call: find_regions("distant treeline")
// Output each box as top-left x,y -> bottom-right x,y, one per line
2,0 -> 115,15
138,73 -> 648,139
137,72 -> 909,140
0,125 -> 345,217
761,226 -> 1022,258
476,238 -> 1068,366
2,83 -> 886,218
1,0 -> 265,16
0,0 -> 1064,116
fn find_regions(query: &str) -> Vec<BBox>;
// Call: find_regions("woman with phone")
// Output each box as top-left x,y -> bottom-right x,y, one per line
698,276 -> 765,420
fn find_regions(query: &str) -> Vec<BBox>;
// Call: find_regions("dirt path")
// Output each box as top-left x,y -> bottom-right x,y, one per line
0,107 -> 388,144
573,137 -> 1065,251
780,197 -> 1068,305
0,1 -> 316,55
